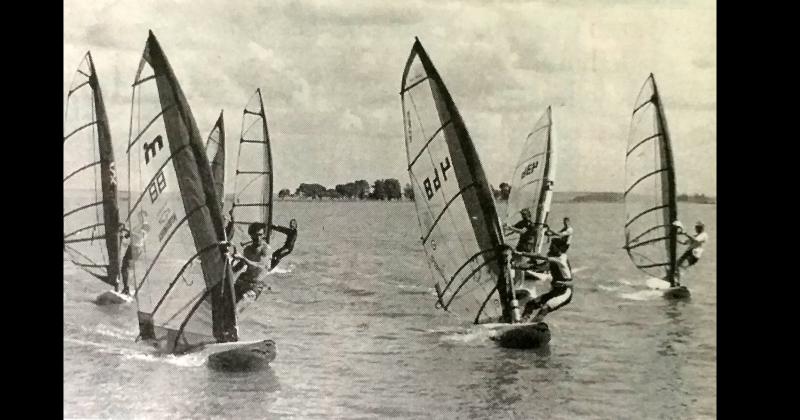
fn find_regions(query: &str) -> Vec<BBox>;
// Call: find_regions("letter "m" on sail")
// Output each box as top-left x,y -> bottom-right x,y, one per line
143,135 -> 164,164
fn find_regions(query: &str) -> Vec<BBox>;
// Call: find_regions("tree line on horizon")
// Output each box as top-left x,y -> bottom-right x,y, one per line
277,179 -> 514,201
275,181 -> 714,203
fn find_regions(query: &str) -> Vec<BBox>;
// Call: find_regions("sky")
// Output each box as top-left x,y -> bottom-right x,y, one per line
64,0 -> 716,195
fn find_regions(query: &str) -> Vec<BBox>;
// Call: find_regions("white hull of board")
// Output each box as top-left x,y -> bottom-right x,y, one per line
95,290 -> 133,305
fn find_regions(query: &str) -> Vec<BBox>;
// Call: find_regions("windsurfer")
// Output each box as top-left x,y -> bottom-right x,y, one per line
230,222 -> 270,302
674,221 -> 707,282
504,208 -> 547,273
546,217 -> 573,251
515,238 -> 573,323
120,222 -> 150,295
504,208 -> 537,252
270,219 -> 297,270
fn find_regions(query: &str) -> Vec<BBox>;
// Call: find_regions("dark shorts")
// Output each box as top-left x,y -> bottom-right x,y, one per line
679,249 -> 699,266
515,242 -> 535,253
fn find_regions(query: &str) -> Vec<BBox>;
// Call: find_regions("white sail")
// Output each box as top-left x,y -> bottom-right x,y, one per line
505,106 -> 556,254
402,39 -> 513,324
623,74 -> 679,285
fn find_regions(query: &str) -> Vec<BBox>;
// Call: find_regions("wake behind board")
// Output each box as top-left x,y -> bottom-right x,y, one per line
205,339 -> 276,371
491,322 -> 551,349
663,286 -> 691,300
94,290 -> 133,306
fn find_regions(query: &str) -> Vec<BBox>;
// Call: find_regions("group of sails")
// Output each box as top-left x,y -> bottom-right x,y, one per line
64,33 -> 706,354
401,38 -> 705,348
63,31 -> 292,364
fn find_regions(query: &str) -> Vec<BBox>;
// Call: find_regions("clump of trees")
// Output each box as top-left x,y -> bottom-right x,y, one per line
282,178 -> 406,200
677,193 -> 716,204
279,179 -> 526,202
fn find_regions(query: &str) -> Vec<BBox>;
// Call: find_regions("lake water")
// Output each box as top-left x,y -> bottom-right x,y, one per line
64,200 -> 716,419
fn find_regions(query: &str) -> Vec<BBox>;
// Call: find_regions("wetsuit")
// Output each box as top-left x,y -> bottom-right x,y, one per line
270,224 -> 297,269
557,226 -> 573,251
521,253 -> 573,318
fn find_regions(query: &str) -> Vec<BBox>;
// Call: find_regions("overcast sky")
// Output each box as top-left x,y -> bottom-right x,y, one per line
64,0 -> 715,195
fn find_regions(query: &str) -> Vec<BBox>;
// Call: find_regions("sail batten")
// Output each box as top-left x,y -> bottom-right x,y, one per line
624,74 -> 679,284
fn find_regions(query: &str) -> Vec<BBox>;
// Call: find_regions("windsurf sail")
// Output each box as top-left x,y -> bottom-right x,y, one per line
127,31 -> 238,354
205,111 -> 226,213
504,106 -> 556,255
401,38 -> 513,325
623,73 -> 679,285
230,88 -> 273,247
63,51 -> 121,288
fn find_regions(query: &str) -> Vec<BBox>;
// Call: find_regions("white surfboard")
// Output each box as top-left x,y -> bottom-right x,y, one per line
95,290 -> 133,305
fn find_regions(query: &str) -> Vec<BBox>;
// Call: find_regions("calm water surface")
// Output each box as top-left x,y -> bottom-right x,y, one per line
64,201 -> 716,419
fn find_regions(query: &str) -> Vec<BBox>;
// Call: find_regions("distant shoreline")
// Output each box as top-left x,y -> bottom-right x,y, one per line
93,191 -> 717,205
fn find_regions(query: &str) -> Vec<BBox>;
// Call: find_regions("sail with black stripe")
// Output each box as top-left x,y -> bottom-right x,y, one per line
401,38 -> 512,324
623,73 -> 679,285
63,51 -> 121,288
205,111 -> 226,214
127,31 -> 237,353
230,89 -> 273,247
505,106 -> 556,254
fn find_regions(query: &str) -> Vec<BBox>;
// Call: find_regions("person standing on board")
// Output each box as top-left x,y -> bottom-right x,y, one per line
230,222 -> 271,302
675,221 -> 708,282
504,208 -> 547,273
546,217 -> 573,252
270,219 -> 298,270
504,208 -> 537,253
119,222 -> 150,296
515,238 -> 573,323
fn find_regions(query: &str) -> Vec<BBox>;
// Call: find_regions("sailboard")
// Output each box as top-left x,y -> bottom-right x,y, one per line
126,31 -> 276,365
623,74 -> 688,298
63,51 -> 125,301
205,111 -> 226,214
401,39 -> 549,348
505,107 -> 557,282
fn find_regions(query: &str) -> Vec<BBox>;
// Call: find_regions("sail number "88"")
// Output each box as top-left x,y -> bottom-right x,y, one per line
423,157 -> 452,199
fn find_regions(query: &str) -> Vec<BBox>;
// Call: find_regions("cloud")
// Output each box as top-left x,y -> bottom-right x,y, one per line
64,0 -> 716,195
282,0 -> 424,26
692,57 -> 715,69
